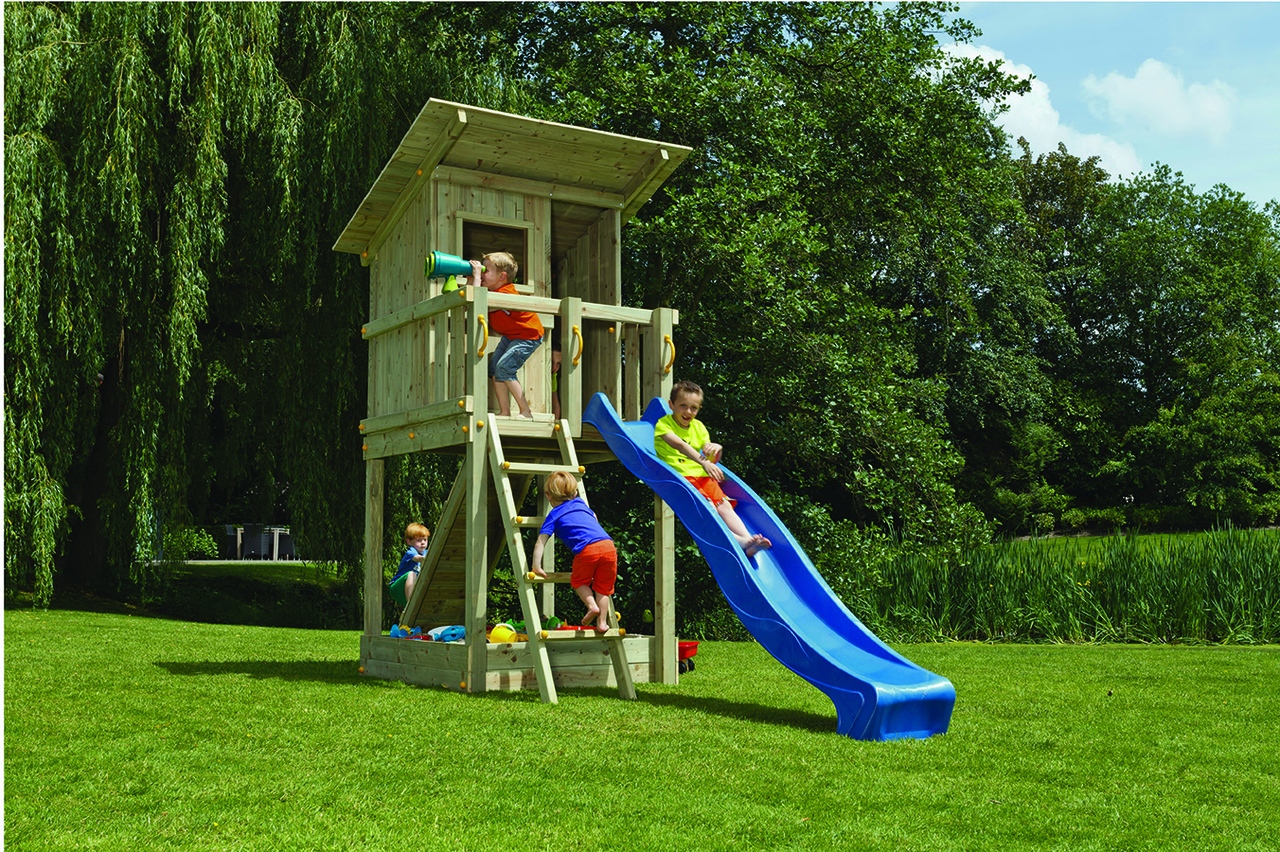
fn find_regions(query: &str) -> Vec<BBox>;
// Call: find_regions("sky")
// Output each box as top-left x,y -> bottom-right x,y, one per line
944,1 -> 1280,209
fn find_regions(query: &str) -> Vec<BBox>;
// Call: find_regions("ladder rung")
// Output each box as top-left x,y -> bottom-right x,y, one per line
539,628 -> 626,640
513,515 -> 543,528
526,571 -> 572,583
501,461 -> 585,476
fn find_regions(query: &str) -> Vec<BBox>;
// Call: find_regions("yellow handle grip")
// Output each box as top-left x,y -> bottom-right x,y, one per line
663,334 -> 675,375
477,315 -> 489,356
572,325 -> 584,366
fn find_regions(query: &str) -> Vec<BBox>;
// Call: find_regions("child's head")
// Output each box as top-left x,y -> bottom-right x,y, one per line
404,522 -> 430,549
544,470 -> 579,504
670,380 -> 703,406
482,251 -> 518,285
670,380 -> 704,428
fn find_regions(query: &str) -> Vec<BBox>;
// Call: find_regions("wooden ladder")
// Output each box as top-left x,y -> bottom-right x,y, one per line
487,418 -> 636,703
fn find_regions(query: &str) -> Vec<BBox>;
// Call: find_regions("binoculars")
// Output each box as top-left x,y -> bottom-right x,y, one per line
424,251 -> 483,279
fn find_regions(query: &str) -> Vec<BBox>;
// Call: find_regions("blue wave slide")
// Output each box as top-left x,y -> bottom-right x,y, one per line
584,393 -> 955,740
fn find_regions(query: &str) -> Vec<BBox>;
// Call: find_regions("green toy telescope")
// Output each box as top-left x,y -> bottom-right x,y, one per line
424,251 -> 481,279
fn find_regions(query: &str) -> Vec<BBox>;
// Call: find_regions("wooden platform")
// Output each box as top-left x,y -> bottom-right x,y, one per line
360,403 -> 614,462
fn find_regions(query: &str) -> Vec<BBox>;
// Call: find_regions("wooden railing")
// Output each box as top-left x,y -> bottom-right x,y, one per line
361,286 -> 676,446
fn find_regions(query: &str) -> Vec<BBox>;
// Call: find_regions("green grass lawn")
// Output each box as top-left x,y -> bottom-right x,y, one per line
5,608 -> 1278,851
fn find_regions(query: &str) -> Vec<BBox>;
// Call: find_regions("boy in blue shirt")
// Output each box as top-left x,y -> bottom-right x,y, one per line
531,471 -> 617,631
389,522 -> 430,607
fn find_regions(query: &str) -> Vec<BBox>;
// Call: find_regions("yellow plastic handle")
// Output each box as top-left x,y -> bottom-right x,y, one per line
572,325 -> 584,366
477,315 -> 489,356
663,334 -> 675,375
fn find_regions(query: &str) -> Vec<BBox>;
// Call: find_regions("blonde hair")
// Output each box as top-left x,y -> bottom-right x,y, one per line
544,471 -> 579,502
404,522 -> 430,542
483,251 -> 518,283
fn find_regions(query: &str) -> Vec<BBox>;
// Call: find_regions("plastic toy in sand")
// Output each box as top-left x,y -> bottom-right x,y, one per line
489,623 -> 518,643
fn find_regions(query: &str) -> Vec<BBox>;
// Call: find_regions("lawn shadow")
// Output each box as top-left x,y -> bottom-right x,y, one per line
418,683 -> 837,733
637,689 -> 837,735
155,662 -> 839,733
156,658 -> 385,685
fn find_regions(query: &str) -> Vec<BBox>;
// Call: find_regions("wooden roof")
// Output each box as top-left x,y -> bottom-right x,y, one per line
333,99 -> 693,258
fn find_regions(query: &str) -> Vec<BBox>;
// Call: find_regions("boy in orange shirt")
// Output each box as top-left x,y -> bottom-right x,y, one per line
469,252 -> 542,418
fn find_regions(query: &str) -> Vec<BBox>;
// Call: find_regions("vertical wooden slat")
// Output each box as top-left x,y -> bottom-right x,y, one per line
464,285 -> 491,692
562,297 -> 584,435
624,324 -> 641,420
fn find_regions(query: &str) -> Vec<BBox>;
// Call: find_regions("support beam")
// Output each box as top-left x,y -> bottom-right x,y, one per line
363,460 -> 386,638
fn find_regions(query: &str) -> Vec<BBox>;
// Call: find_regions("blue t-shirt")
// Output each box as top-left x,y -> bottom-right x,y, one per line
540,497 -> 611,554
393,546 -> 424,581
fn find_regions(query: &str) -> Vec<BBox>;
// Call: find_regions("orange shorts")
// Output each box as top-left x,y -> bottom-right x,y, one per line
571,539 -> 617,595
685,476 -> 736,508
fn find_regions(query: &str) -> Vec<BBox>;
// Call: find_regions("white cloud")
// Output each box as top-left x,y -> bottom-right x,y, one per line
944,43 -> 1144,180
1082,59 -> 1235,144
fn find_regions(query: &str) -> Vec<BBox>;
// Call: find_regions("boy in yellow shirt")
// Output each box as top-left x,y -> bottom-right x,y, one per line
654,381 -> 770,556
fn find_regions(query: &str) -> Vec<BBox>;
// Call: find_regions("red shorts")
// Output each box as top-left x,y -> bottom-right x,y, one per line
571,539 -> 617,595
685,476 -> 736,508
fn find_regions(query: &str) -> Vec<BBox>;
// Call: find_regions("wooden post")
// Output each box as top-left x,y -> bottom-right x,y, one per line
644,307 -> 677,683
537,480 -> 556,620
563,297 -> 584,436
363,460 -> 386,638
465,288 -> 490,692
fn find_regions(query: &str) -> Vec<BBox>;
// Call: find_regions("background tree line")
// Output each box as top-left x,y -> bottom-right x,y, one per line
7,2 -> 1279,610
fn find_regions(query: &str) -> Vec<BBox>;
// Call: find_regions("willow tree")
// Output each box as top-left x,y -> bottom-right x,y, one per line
4,2 -> 525,605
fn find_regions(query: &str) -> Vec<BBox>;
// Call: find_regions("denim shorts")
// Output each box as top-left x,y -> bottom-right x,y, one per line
489,336 -> 541,382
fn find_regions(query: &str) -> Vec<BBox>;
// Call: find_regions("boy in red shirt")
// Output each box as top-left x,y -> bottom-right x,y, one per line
469,252 -> 542,418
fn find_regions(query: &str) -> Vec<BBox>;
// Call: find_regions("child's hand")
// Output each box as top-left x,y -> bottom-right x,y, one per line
701,457 -> 725,482
532,565 -> 547,579
701,442 -> 723,464
469,259 -> 483,286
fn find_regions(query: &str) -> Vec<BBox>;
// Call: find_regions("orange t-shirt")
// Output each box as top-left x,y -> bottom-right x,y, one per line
488,283 -> 543,340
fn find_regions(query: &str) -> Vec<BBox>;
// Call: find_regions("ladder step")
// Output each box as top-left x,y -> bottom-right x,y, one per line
526,571 -> 572,584
513,515 -> 543,528
500,461 -> 585,476
539,628 -> 626,640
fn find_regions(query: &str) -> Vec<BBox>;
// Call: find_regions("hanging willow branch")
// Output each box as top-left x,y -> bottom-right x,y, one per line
4,2 -> 525,605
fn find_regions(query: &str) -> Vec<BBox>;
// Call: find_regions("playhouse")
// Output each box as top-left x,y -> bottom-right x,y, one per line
334,99 -> 693,700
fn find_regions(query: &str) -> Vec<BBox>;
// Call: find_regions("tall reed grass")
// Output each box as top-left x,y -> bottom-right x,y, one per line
867,528 -> 1279,644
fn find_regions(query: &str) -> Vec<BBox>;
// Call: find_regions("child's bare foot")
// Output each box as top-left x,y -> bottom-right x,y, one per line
744,534 -> 772,557
595,612 -> 610,631
581,606 -> 601,627
517,411 -> 534,419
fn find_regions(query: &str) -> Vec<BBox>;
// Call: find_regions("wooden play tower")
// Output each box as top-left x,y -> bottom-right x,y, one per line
333,100 -> 692,698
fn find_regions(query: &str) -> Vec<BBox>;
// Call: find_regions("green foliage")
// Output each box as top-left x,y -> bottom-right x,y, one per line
4,2 -> 529,605
161,525 -> 219,562
510,2 -> 1015,551
874,529 -> 1280,643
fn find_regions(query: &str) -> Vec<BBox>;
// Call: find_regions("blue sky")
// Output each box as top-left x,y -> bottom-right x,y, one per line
944,2 -> 1280,209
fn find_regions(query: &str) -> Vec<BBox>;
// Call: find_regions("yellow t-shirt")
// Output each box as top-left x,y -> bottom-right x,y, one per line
654,414 -> 711,477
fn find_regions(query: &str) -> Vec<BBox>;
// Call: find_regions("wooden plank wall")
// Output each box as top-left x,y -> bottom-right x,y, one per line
362,634 -> 653,691
561,209 -> 624,414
